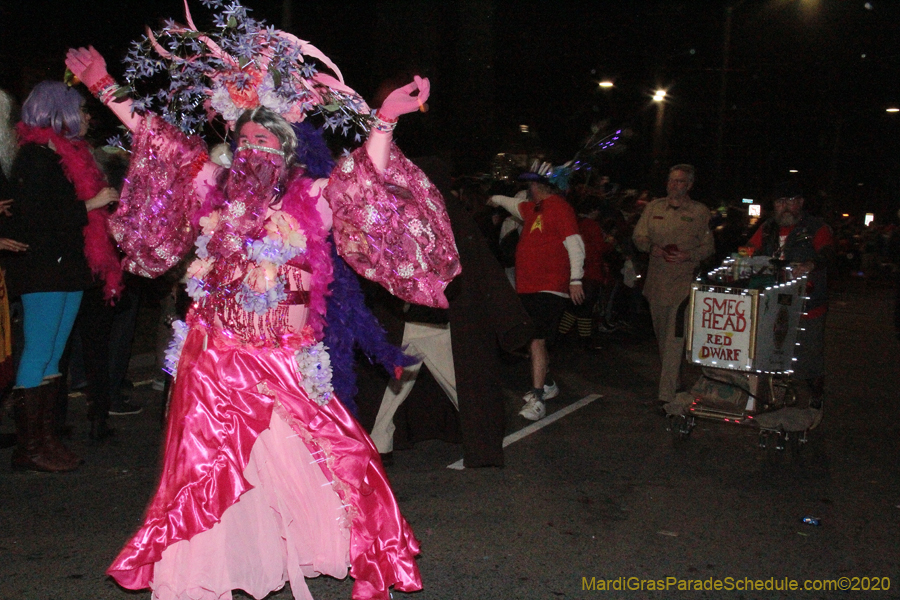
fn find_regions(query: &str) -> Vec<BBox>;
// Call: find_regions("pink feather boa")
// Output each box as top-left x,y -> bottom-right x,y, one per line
16,124 -> 123,300
279,172 -> 333,340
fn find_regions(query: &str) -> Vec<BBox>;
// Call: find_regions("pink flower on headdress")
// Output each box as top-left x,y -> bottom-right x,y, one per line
282,98 -> 313,123
226,67 -> 265,110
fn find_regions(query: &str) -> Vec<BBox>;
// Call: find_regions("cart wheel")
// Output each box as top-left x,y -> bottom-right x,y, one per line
778,430 -> 805,463
760,429 -> 785,465
760,428 -> 808,463
667,414 -> 695,440
775,431 -> 787,451
681,416 -> 696,438
665,414 -> 680,434
787,430 -> 807,458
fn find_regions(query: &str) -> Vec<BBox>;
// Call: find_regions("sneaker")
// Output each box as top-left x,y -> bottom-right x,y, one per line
108,400 -> 144,416
542,381 -> 560,401
597,321 -> 617,333
519,397 -> 546,421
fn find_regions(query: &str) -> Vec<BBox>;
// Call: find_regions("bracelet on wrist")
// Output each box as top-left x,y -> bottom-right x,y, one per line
371,116 -> 398,134
98,84 -> 123,104
375,112 -> 399,123
570,279 -> 582,284
88,74 -> 116,98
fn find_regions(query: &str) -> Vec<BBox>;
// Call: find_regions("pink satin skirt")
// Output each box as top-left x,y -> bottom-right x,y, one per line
108,325 -> 421,600
152,409 -> 350,600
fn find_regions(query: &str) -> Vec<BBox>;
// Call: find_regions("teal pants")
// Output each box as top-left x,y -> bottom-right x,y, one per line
16,291 -> 83,389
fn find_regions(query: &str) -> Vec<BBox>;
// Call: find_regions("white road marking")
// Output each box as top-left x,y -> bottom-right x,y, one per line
447,394 -> 603,469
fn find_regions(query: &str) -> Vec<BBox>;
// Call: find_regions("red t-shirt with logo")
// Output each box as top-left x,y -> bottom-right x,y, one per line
515,195 -> 579,294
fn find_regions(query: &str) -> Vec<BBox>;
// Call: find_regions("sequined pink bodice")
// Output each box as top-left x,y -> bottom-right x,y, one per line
194,248 -> 312,347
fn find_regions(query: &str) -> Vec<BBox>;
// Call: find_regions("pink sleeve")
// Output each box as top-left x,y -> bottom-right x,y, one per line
324,143 -> 461,308
109,117 -> 210,277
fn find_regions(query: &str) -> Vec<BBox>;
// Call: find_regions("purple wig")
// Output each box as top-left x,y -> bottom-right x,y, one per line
20,81 -> 85,138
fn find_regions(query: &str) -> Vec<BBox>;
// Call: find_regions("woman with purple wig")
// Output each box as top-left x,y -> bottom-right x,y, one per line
3,81 -> 120,472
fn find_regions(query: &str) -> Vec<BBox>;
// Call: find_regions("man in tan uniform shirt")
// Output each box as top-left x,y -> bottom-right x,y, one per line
633,164 -> 714,403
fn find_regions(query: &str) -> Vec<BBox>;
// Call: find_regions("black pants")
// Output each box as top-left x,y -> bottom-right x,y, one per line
72,287 -> 115,423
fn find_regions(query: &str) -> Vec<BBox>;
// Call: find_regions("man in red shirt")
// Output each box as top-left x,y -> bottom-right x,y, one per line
490,165 -> 585,420
746,182 -> 833,406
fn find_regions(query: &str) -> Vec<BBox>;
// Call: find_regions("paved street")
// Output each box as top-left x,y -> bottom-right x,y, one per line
1,278 -> 898,600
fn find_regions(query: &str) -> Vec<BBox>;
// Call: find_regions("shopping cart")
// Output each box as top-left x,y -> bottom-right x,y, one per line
665,256 -> 822,450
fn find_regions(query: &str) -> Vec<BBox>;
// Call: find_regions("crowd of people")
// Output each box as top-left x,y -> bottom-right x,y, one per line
0,2 -> 898,599
452,159 -> 900,419
5,74 -> 881,443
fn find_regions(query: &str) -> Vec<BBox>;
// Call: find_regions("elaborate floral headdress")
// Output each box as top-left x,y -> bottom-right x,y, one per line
121,0 -> 371,141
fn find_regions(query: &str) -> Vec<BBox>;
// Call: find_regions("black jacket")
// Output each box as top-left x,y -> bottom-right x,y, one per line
758,213 -> 832,314
1,143 -> 92,297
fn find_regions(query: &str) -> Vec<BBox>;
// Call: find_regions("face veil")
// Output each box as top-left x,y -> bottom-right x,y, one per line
206,148 -> 288,259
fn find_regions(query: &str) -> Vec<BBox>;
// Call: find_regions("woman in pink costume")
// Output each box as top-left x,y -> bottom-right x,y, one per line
65,6 -> 459,599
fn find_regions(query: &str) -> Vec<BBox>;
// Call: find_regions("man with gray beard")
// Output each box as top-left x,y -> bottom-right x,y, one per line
747,182 -> 834,407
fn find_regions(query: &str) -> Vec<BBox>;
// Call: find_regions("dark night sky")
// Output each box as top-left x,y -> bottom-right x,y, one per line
2,1 -> 899,216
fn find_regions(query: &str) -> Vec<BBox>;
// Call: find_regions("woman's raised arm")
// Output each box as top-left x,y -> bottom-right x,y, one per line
65,46 -> 141,132
365,75 -> 430,172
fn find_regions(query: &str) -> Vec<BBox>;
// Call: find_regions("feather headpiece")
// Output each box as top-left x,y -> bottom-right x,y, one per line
122,0 -> 371,141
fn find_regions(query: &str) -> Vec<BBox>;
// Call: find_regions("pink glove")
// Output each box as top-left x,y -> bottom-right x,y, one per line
377,75 -> 430,120
65,46 -> 115,95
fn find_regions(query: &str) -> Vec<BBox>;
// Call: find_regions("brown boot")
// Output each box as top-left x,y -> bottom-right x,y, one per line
11,386 -> 79,473
39,377 -> 83,464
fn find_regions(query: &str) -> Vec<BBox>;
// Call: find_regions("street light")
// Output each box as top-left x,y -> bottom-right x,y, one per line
651,89 -> 668,181
598,80 -> 614,88
887,108 -> 899,113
